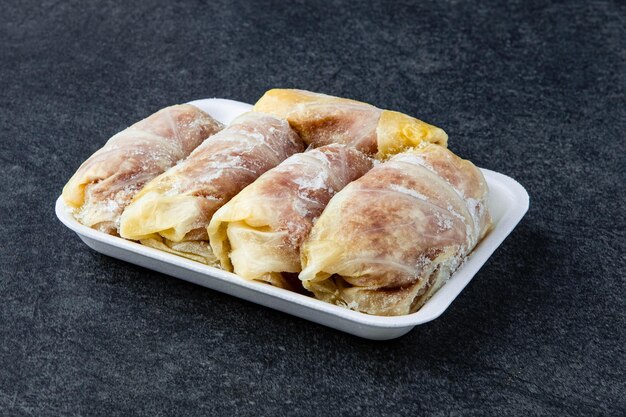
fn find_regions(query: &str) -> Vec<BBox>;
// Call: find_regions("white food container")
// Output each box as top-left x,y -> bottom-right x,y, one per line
56,98 -> 529,340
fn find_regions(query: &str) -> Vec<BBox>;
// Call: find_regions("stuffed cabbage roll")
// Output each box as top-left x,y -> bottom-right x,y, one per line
253,89 -> 448,158
299,144 -> 492,316
208,144 -> 373,289
119,112 -> 305,263
62,104 -> 223,234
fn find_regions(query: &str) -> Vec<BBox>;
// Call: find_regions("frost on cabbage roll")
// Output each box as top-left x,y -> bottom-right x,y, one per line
208,144 -> 373,290
119,112 -> 305,264
62,104 -> 224,234
299,144 -> 492,316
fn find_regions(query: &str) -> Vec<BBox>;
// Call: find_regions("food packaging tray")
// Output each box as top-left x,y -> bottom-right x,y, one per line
55,98 -> 529,340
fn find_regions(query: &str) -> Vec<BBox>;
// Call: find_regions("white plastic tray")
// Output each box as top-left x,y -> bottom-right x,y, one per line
55,98 -> 529,340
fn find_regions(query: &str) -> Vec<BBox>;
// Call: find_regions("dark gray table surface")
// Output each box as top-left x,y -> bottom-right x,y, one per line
1,1 -> 624,416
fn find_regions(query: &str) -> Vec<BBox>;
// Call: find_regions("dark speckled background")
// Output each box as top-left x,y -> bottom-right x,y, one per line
1,0 -> 624,416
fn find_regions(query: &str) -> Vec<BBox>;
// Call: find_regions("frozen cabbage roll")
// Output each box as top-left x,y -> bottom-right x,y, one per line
62,104 -> 224,234
253,89 -> 448,158
299,144 -> 492,316
119,112 -> 305,263
208,144 -> 373,289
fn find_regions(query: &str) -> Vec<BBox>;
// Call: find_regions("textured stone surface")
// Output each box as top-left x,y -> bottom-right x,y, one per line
1,0 -> 624,416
